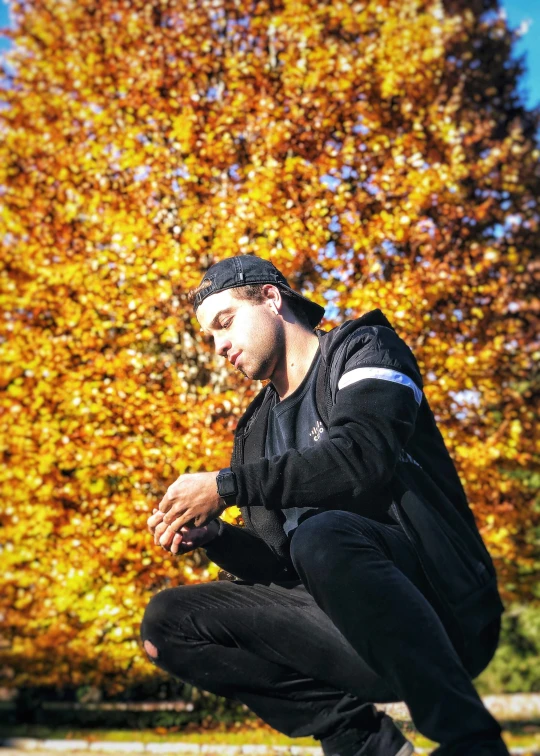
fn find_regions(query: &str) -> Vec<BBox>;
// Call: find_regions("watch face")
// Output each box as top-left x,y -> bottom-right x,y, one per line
218,471 -> 237,498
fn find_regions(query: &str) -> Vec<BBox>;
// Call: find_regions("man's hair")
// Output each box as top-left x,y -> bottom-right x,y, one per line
187,280 -> 312,327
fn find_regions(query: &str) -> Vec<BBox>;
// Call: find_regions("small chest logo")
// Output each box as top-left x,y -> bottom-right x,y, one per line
310,420 -> 325,442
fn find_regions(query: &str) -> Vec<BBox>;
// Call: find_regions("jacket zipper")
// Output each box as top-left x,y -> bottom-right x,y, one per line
238,431 -> 254,531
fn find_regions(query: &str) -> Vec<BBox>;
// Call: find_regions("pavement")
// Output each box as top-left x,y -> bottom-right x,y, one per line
2,697 -> 540,755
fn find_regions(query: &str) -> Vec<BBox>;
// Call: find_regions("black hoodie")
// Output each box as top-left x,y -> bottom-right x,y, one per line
204,310 -> 505,653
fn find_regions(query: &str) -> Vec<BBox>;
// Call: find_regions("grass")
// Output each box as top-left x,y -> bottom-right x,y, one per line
1,724 -> 540,752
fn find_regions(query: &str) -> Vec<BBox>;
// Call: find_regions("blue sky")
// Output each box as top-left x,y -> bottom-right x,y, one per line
0,0 -> 538,109
503,0 -> 540,109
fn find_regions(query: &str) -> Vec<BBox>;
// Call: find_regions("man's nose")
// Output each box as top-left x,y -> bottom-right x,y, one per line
214,335 -> 232,358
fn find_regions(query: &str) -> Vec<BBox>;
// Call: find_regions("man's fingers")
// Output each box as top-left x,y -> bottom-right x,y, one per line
160,501 -> 191,526
170,532 -> 183,555
159,524 -> 179,547
169,532 -> 195,555
154,521 -> 169,545
161,514 -> 195,537
158,481 -> 183,515
163,506 -> 188,525
147,515 -> 163,537
160,521 -> 187,548
154,521 -> 195,550
158,519 -> 199,547
158,493 -> 172,514
151,500 -> 199,555
148,511 -> 164,530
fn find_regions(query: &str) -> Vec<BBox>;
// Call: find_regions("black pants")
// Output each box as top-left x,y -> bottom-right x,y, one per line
141,511 -> 502,752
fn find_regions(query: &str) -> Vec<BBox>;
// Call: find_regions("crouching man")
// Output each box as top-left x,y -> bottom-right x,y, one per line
141,254 -> 508,756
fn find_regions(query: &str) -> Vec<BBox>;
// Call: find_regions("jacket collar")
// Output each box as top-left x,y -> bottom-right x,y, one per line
317,308 -> 396,365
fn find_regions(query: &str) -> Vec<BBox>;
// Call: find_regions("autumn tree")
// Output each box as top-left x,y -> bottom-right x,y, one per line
0,0 -> 538,693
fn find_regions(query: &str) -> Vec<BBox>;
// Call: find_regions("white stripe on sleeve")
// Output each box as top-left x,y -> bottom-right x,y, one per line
337,367 -> 423,405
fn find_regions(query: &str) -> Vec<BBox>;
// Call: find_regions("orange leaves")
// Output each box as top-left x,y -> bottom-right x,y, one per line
0,0 -> 538,692
170,110 -> 196,154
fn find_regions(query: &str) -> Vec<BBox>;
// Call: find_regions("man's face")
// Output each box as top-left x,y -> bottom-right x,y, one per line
196,288 -> 284,381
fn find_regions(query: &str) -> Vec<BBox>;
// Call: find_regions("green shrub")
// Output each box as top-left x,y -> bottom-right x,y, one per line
476,603 -> 540,695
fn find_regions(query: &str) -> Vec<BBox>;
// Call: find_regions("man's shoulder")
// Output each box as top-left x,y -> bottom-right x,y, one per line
319,310 -> 422,390
319,309 -> 403,362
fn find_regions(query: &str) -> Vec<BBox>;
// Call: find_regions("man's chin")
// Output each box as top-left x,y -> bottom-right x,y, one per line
235,363 -> 250,379
243,365 -> 269,382
234,357 -> 272,381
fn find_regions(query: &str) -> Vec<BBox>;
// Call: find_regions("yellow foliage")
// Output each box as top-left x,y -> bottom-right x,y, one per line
0,0 -> 538,693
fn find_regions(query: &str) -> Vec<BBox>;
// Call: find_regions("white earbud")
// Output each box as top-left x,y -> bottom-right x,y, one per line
271,303 -> 278,314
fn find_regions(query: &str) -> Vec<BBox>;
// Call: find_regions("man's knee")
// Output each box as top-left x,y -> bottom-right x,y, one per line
142,589 -> 169,631
143,639 -> 158,659
290,512 -> 338,573
140,588 -> 182,661
290,511 -> 374,574
141,585 -> 211,662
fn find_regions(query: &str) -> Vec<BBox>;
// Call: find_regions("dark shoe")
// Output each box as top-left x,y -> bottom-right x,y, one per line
321,712 -> 414,756
431,736 -> 511,755
356,713 -> 414,756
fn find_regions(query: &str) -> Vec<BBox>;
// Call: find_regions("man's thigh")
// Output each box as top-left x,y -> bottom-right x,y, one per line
290,511 -> 493,678
144,578 -> 400,704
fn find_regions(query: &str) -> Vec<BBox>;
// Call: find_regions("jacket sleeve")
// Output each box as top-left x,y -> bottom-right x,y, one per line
231,329 -> 423,512
203,518 -> 293,583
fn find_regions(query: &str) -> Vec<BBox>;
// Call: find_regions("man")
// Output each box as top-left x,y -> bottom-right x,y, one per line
142,254 -> 508,756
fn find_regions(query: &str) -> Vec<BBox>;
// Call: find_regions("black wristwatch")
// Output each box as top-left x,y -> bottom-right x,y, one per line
216,467 -> 238,506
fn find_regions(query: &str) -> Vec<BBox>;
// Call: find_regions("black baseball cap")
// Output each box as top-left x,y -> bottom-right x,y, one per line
192,255 -> 325,329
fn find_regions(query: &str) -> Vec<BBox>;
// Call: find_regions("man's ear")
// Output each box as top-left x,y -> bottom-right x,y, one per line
263,284 -> 282,314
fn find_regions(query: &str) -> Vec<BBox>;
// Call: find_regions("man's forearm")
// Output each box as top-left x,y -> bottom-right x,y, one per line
232,378 -> 418,512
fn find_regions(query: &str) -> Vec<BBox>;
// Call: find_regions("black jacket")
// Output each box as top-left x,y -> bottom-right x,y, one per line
204,310 -> 505,652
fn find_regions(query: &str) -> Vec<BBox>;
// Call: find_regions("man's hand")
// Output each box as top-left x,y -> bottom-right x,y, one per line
156,471 -> 230,543
147,509 -> 220,554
